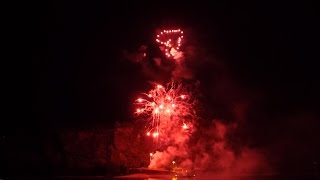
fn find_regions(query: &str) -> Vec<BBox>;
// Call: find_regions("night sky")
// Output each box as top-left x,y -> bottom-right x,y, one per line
30,0 -> 320,175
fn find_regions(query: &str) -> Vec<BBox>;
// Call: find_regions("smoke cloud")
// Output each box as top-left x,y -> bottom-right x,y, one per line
127,28 -> 279,175
191,120 -> 272,174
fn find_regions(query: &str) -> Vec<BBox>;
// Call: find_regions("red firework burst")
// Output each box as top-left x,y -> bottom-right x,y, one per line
135,81 -> 195,143
156,29 -> 184,59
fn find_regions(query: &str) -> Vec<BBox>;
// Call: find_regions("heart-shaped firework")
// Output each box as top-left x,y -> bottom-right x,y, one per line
156,29 -> 184,59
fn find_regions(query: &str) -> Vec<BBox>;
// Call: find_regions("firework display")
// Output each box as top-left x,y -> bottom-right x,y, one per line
133,28 -> 198,169
135,82 -> 194,141
156,29 -> 184,58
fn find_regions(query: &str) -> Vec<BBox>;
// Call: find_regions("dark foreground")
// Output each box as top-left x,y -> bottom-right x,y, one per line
55,174 -> 320,180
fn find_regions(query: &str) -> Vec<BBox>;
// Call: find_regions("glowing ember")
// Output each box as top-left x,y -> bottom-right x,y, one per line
182,123 -> 188,129
156,29 -> 184,59
152,132 -> 159,137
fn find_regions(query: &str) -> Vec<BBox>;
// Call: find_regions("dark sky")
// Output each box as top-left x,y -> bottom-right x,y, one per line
31,1 -> 320,171
33,1 -> 319,125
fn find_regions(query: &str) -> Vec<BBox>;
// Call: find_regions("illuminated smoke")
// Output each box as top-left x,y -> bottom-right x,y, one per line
134,80 -> 198,169
189,120 -> 272,175
123,45 -> 148,63
130,27 -> 272,174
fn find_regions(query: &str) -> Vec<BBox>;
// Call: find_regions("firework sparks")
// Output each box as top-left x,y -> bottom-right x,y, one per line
135,81 -> 195,145
156,29 -> 184,59
132,28 -> 197,169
